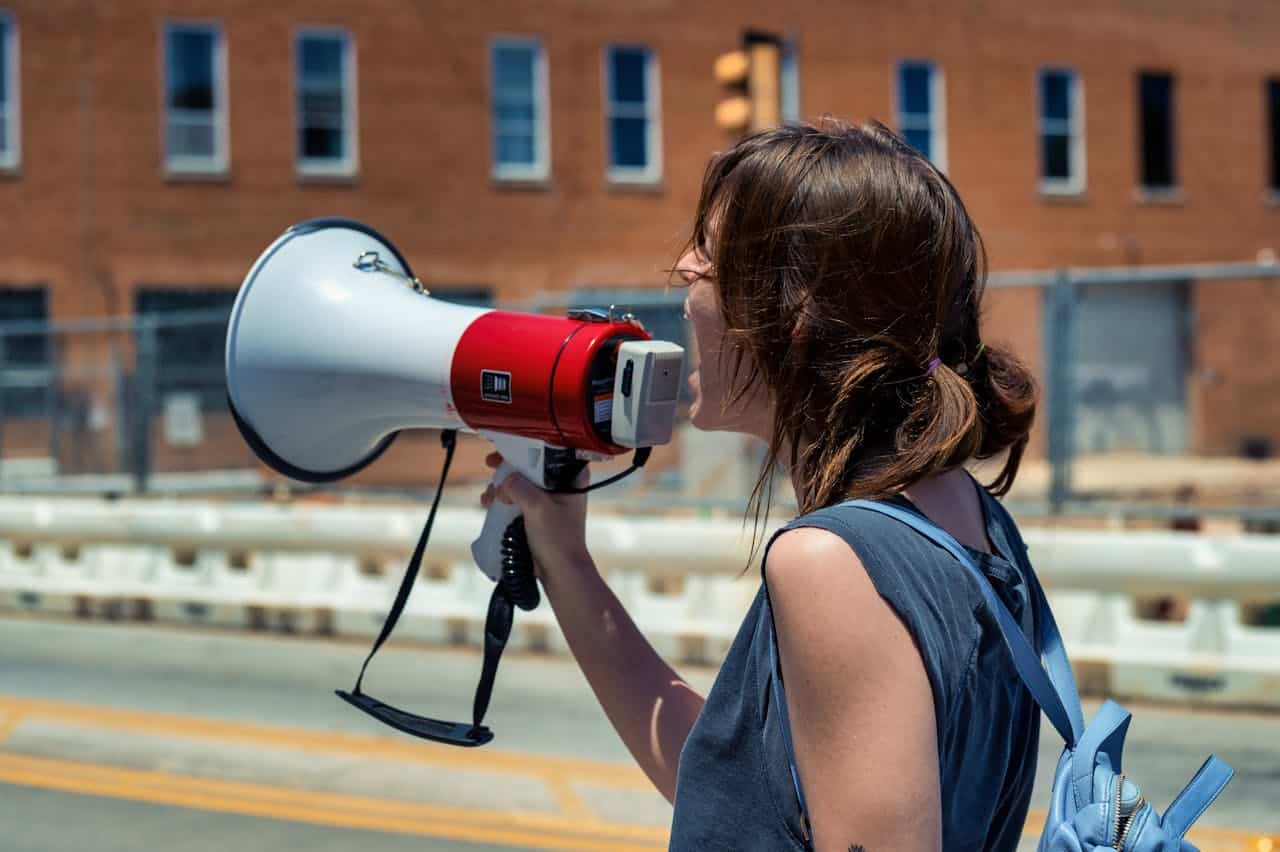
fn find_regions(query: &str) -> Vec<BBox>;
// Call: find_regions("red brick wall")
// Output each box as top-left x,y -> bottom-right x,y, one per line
1,0 -> 1278,467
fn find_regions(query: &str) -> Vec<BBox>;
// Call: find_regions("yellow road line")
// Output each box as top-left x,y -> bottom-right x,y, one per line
0,693 -> 651,791
0,752 -> 668,851
1025,808 -> 1277,852
10,694 -> 1269,850
544,774 -> 595,824
0,709 -> 23,744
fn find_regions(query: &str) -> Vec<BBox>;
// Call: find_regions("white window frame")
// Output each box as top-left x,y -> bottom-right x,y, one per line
894,60 -> 946,172
489,35 -> 549,182
780,40 -> 800,124
603,44 -> 662,184
0,10 -> 20,171
1038,67 -> 1086,195
162,21 -> 229,176
294,27 -> 358,178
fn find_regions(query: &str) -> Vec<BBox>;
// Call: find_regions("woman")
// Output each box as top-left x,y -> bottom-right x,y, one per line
482,119 -> 1044,851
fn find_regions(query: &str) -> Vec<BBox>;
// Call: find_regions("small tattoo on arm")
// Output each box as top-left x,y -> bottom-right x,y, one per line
848,846 -> 867,852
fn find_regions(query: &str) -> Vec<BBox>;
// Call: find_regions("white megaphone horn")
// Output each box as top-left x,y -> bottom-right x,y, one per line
225,218 -> 684,746
226,217 -> 684,574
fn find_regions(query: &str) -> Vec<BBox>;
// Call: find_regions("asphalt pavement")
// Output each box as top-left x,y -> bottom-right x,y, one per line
0,614 -> 1275,851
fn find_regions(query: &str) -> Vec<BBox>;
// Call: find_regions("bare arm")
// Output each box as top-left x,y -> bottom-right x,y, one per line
482,453 -> 703,801
766,527 -> 942,851
539,556 -> 705,802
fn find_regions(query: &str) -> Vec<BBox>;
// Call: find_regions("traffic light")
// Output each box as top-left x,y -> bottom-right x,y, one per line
713,31 -> 783,135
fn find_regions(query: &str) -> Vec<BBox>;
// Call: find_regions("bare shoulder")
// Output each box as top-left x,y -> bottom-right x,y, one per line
764,524 -> 935,712
766,526 -> 942,847
764,526 -> 892,652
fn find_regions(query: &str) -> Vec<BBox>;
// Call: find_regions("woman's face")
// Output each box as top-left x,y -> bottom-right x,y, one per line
676,240 -> 771,440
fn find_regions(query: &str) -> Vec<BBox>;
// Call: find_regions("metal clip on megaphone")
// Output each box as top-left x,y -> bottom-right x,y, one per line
224,218 -> 684,747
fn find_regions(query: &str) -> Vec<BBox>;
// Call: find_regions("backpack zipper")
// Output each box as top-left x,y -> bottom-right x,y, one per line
1112,773 -> 1147,850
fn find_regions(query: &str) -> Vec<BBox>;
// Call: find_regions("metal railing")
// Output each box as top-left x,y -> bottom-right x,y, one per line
3,260 -> 1280,520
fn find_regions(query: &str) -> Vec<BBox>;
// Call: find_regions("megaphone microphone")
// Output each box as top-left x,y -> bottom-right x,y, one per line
225,218 -> 684,746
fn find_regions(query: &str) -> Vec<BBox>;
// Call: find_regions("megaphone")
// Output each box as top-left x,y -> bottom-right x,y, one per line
225,218 -> 684,746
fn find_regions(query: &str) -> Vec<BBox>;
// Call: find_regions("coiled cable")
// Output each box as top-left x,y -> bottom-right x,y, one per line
499,517 -> 540,611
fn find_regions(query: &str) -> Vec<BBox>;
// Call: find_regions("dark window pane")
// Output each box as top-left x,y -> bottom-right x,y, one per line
433,288 -> 493,308
1042,133 -> 1070,179
496,134 -> 534,165
0,288 -> 50,417
302,90 -> 343,117
495,103 -> 535,124
0,20 -> 8,106
1139,72 -> 1175,188
610,116 -> 648,168
134,289 -> 236,407
1269,79 -> 1280,191
302,126 -> 343,158
301,38 -> 342,78
1042,71 -> 1070,121
494,47 -> 533,91
903,127 -> 932,160
168,30 -> 215,110
610,50 -> 647,104
900,64 -> 931,115
297,38 -> 346,163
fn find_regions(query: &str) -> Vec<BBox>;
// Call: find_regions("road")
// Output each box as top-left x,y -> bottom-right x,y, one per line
0,614 -> 1275,851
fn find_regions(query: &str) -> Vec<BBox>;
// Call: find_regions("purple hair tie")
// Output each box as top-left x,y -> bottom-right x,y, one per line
926,357 -> 942,376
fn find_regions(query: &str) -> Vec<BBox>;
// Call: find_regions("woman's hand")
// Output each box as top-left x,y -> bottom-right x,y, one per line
479,452 -> 593,586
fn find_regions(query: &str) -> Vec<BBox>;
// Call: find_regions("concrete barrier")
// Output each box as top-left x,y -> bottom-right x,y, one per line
0,497 -> 1278,709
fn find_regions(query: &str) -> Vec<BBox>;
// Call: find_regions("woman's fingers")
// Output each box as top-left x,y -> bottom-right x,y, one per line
482,454 -> 503,507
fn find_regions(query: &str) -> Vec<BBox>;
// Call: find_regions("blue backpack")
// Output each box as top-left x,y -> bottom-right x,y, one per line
771,500 -> 1234,851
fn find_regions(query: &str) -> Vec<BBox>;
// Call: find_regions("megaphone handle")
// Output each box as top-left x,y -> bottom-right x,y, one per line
473,473 -> 522,583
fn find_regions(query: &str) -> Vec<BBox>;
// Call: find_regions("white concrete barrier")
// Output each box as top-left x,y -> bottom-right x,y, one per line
0,498 -> 1278,709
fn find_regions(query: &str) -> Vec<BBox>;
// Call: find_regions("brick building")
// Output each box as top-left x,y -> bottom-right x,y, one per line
0,0 -> 1278,487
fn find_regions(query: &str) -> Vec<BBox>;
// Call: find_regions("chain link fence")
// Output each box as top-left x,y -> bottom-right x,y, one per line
3,265 -> 1280,524
0,307 -> 257,495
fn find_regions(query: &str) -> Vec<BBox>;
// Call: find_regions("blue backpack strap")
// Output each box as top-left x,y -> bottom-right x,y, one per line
1161,755 -> 1234,838
1022,552 -> 1087,742
843,500 -> 1085,746
1069,700 -> 1131,810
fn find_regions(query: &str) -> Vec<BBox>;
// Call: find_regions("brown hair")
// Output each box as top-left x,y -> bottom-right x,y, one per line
676,118 -> 1036,541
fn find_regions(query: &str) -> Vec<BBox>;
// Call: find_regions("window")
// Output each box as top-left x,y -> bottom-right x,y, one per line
135,289 -> 237,408
164,22 -> 228,174
296,30 -> 356,176
0,11 -> 19,170
1138,71 -> 1176,190
490,37 -> 548,180
604,45 -> 661,183
780,42 -> 800,123
896,61 -> 945,170
1268,78 -> 1280,194
432,286 -> 493,308
0,288 -> 49,417
1039,68 -> 1085,193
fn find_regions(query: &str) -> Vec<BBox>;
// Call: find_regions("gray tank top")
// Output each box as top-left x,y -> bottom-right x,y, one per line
669,478 -> 1042,851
